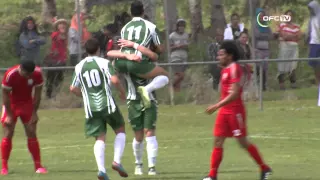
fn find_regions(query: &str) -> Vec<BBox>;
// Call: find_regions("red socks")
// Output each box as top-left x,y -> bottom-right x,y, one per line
1,138 -> 12,169
208,147 -> 223,178
27,138 -> 42,169
247,144 -> 269,171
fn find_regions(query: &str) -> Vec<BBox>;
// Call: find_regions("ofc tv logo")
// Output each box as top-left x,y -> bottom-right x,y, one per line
257,13 -> 291,27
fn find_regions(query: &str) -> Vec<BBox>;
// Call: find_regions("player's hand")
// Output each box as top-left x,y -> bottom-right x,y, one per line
4,115 -> 14,126
29,112 -> 39,125
29,39 -> 36,44
118,39 -> 135,48
125,54 -> 141,62
205,104 -> 220,115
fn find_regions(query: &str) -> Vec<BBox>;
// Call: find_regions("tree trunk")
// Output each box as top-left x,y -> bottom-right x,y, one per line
141,0 -> 156,23
165,0 -> 178,33
42,0 -> 57,24
188,0 -> 203,42
209,0 -> 226,37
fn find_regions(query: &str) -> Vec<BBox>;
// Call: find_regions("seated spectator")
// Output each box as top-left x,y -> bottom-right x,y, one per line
277,10 -> 301,90
224,13 -> 245,40
207,28 -> 224,90
45,18 -> 68,99
19,16 -> 46,65
169,19 -> 189,92
68,12 -> 91,66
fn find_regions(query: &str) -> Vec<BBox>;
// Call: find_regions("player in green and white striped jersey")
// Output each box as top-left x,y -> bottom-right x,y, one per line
70,38 -> 130,180
113,0 -> 169,109
108,38 -> 160,176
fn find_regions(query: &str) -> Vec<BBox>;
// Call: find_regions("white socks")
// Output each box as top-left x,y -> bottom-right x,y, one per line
132,138 -> 144,164
145,75 -> 169,93
146,136 -> 158,168
94,140 -> 106,173
114,133 -> 126,164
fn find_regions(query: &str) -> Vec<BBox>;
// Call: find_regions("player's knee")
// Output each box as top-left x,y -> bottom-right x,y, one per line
144,129 -> 155,137
134,130 -> 144,142
213,137 -> 225,148
237,137 -> 250,149
114,126 -> 125,134
96,133 -> 106,141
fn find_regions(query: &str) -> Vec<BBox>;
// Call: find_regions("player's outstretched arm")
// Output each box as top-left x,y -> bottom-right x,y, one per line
117,39 -> 159,61
70,72 -> 82,97
217,83 -> 240,108
70,86 -> 82,97
107,50 -> 141,62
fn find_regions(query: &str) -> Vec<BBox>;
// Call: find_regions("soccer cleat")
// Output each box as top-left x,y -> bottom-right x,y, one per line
148,167 -> 157,175
260,168 -> 272,180
0,168 -> 8,175
112,162 -> 128,178
138,86 -> 151,108
35,167 -> 48,174
202,177 -> 217,180
97,171 -> 109,180
134,164 -> 143,175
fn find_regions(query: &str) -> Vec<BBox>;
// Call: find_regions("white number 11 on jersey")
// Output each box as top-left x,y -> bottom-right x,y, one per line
127,25 -> 142,40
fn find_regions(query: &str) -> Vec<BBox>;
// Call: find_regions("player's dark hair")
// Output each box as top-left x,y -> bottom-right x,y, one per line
220,41 -> 240,62
131,0 -> 144,17
103,24 -> 118,34
20,60 -> 36,73
85,38 -> 100,55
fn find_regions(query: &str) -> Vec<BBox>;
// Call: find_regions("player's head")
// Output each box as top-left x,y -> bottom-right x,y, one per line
218,41 -> 240,67
103,24 -> 118,37
131,0 -> 144,17
20,61 -> 36,77
85,38 -> 100,56
176,19 -> 186,34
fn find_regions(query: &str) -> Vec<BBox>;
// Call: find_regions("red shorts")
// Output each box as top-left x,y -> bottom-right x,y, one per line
1,105 -> 33,126
213,109 -> 247,138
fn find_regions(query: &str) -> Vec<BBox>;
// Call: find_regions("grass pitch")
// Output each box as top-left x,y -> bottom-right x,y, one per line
2,99 -> 320,180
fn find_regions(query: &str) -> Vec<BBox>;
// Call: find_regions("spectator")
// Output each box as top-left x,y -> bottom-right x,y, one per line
169,19 -> 189,92
68,12 -> 91,66
224,13 -> 245,40
19,16 -> 46,65
307,0 -> 320,85
44,18 -> 68,99
207,28 -> 224,90
254,8 -> 273,91
277,10 -> 301,90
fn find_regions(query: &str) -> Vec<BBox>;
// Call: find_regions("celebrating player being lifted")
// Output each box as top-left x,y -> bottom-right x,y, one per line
113,0 -> 169,108
70,38 -> 132,180
203,41 -> 272,180
108,37 -> 161,176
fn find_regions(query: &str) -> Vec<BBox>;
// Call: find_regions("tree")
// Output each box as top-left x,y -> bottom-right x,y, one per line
42,0 -> 57,24
141,0 -> 156,23
209,0 -> 226,37
188,0 -> 204,42
164,0 -> 178,33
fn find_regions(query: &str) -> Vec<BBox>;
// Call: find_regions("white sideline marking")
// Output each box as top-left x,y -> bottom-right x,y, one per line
11,134 -> 320,152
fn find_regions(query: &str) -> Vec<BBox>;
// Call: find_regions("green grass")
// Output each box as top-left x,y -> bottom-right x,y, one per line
2,99 -> 320,179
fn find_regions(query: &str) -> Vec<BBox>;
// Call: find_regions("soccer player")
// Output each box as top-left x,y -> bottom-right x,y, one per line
203,41 -> 272,180
108,39 -> 159,176
70,38 -> 135,180
1,61 -> 47,175
114,0 -> 169,108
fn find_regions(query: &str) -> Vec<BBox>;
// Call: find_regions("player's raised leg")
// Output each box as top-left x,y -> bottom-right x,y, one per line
132,130 -> 144,175
237,137 -> 272,180
1,109 -> 16,176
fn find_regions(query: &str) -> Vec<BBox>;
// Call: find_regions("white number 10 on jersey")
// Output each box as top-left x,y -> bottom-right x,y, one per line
83,69 -> 101,88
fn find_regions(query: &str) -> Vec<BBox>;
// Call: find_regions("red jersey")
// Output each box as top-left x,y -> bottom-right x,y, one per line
1,65 -> 43,106
219,63 -> 245,114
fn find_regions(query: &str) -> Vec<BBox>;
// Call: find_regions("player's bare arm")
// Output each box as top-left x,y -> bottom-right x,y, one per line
69,86 -> 82,97
107,50 -> 141,62
110,75 -> 126,101
206,82 -> 241,115
118,39 -> 159,61
30,85 -> 43,124
2,88 -> 14,125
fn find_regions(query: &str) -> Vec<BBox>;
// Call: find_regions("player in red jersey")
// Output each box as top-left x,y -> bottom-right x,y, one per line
203,41 -> 272,180
0,61 -> 47,175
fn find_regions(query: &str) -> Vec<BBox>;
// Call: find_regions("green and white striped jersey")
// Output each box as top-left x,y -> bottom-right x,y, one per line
123,73 -> 156,101
120,17 -> 161,61
71,56 -> 117,118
